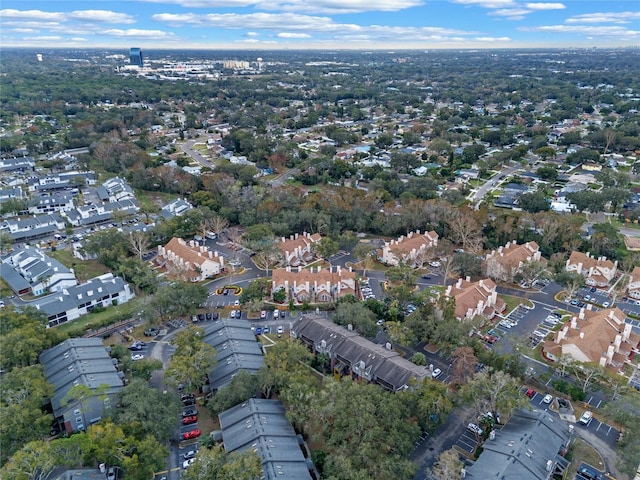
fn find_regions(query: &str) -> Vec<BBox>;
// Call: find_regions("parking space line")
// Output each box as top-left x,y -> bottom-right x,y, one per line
587,396 -> 593,404
596,400 -> 602,408
595,421 -> 602,432
606,426 -> 612,436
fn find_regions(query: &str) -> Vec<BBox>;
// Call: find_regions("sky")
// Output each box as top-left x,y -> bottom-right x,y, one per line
0,0 -> 638,51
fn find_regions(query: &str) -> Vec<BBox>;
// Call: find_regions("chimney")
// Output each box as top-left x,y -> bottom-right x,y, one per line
465,276 -> 471,282
586,303 -> 593,311
456,278 -> 462,288
579,331 -> 584,339
479,279 -> 484,288
570,317 -> 577,329
578,308 -> 585,320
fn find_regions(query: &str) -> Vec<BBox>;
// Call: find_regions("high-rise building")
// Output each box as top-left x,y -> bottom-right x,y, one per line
129,47 -> 143,67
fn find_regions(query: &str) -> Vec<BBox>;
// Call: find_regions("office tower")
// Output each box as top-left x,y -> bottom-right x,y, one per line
129,47 -> 143,67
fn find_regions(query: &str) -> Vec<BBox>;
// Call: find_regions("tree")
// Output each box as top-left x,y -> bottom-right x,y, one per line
113,379 -> 181,442
352,243 -> 376,278
601,390 -> 640,478
149,281 -> 208,320
182,445 -> 262,480
555,271 -> 585,300
61,383 -> 109,431
514,260 -> 551,286
448,210 -> 483,251
410,352 -> 427,366
451,252 -> 482,278
566,190 -> 606,213
590,222 -> 623,258
429,449 -> 463,480
314,237 -> 339,264
207,371 -> 261,416
0,440 -> 57,480
401,378 -> 452,433
449,346 -> 478,386
570,362 -> 604,393
535,164 -> 559,181
127,231 -> 149,260
239,278 -> 270,304
460,369 -> 529,421
164,326 -> 217,391
518,191 -> 550,213
252,244 -> 283,276
333,302 -> 378,338
0,365 -> 54,466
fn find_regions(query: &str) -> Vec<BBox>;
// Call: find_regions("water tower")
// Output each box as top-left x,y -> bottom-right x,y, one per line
36,53 -> 43,62
257,57 -> 263,71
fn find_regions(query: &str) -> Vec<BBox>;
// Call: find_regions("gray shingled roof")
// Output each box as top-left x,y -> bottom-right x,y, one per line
40,338 -> 123,414
465,409 -> 571,480
202,319 -> 264,390
218,399 -> 313,480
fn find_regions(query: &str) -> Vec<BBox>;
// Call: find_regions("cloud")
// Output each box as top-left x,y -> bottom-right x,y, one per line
0,9 -> 64,21
25,36 -> 63,41
69,10 -> 136,24
102,29 -> 176,38
277,32 -> 312,38
71,37 -> 88,42
565,12 -> 640,24
246,31 -> 259,36
451,0 -> 516,8
475,36 -> 511,41
525,2 -> 565,10
489,8 -> 532,16
139,0 -> 424,14
521,24 -> 640,38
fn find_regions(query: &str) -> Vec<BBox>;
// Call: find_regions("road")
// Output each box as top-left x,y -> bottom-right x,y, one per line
180,139 -> 215,168
269,168 -> 300,187
471,163 -> 522,209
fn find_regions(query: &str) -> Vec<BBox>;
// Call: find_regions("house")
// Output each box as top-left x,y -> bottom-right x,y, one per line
277,232 -> 321,267
0,156 -> 35,172
291,314 -> 429,392
40,338 -> 124,435
0,186 -> 24,202
465,409 -> 570,480
202,318 -> 264,392
628,266 -> 640,299
565,251 -> 617,288
1,245 -> 78,296
156,237 -> 224,282
96,177 -> 135,203
543,307 -> 640,372
159,198 -> 193,219
218,399 -> 316,480
484,241 -> 543,282
271,266 -> 356,304
26,171 -> 96,192
377,230 -> 439,267
62,199 -> 139,227
445,277 -> 506,321
30,273 -> 135,327
0,213 -> 66,242
27,192 -> 75,214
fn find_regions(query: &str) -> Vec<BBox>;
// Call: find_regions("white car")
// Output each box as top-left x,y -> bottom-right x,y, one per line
273,309 -> 279,319
277,326 -> 284,337
182,458 -> 195,469
579,411 -> 593,425
431,368 -> 442,378
467,423 -> 483,436
429,261 -> 441,268
602,302 -> 610,308
542,394 -> 553,404
183,450 -> 197,460
131,354 -> 144,361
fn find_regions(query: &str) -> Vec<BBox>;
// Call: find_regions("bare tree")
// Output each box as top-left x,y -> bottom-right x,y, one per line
252,246 -> 283,277
448,210 -> 483,251
128,231 -> 149,260
571,362 -> 605,393
429,449 -> 463,480
209,214 -> 229,237
450,346 -> 478,386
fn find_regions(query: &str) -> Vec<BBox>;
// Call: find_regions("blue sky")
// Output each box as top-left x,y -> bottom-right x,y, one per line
1,1 -> 638,50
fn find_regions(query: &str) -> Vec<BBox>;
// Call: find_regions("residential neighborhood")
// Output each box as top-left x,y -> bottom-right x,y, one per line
1,45 -> 639,480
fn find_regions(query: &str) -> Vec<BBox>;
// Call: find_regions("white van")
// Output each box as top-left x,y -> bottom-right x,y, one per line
273,309 -> 279,319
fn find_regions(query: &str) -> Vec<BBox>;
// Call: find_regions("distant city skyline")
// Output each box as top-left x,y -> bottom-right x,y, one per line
1,1 -> 638,51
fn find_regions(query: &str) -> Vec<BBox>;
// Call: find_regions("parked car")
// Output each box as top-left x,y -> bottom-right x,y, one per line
182,458 -> 195,469
260,310 -> 267,319
144,327 -> 160,336
131,354 -> 144,361
230,310 -> 237,318
467,423 -> 483,436
542,394 -> 553,404
205,312 -> 213,320
602,302 -> 610,308
181,429 -> 201,440
183,450 -> 197,460
431,368 -> 442,378
525,388 -> 536,398
182,408 -> 197,417
182,415 -> 198,425
263,326 -> 270,334
255,326 -> 263,335
106,467 -> 116,480
277,326 -> 284,337
273,309 -> 279,318
579,411 -> 593,425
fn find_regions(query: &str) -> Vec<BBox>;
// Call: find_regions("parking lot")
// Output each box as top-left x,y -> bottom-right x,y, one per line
453,428 -> 480,455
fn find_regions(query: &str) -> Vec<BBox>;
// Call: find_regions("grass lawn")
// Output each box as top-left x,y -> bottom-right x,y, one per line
55,296 -> 144,336
566,438 -> 606,479
498,294 -> 526,314
48,249 -> 110,280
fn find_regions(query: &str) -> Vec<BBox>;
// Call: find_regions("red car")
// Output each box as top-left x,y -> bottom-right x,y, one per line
182,415 -> 198,426
180,429 -> 201,441
525,388 -> 536,399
